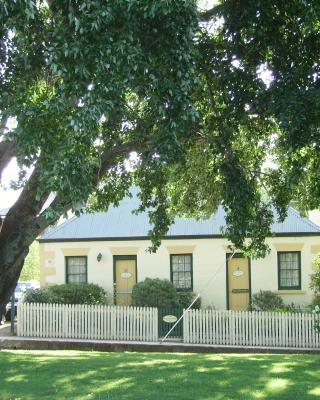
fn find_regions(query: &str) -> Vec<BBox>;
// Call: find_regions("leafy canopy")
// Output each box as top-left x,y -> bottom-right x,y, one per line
1,0 -> 319,259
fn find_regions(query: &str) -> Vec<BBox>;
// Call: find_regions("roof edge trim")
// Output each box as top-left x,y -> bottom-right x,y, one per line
38,231 -> 320,243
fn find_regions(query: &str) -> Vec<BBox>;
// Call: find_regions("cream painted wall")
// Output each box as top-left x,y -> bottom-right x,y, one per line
39,235 -> 320,309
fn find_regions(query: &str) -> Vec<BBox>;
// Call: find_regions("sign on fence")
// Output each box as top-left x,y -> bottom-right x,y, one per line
17,303 -> 158,342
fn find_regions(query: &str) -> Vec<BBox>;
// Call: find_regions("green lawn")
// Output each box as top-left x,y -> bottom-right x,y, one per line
0,350 -> 319,400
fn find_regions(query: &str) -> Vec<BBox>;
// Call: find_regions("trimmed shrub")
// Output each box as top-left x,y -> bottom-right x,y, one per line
24,288 -> 54,304
132,278 -> 178,308
250,290 -> 285,311
177,291 -> 201,309
24,284 -> 110,305
48,284 -> 110,305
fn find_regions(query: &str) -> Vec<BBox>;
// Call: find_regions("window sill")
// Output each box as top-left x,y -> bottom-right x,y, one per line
274,290 -> 305,295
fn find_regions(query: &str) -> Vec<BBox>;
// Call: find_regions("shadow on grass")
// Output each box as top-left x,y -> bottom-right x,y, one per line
0,351 -> 319,400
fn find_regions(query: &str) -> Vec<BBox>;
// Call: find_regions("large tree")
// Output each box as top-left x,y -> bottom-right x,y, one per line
0,0 -> 319,312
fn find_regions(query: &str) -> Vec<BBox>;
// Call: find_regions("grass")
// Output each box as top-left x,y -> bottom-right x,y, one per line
0,350 -> 319,400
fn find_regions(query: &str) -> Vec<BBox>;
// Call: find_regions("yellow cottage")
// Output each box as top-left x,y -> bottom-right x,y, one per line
38,194 -> 320,311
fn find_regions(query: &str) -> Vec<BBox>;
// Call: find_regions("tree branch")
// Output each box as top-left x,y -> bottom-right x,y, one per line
33,140 -> 143,235
32,194 -> 70,236
199,4 -> 223,22
99,141 -> 140,174
1,162 -> 51,237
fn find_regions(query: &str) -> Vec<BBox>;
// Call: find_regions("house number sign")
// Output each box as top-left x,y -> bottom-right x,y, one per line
121,272 -> 132,279
233,269 -> 244,277
163,315 -> 177,323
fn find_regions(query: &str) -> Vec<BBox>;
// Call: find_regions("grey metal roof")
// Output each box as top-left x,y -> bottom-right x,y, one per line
39,194 -> 320,241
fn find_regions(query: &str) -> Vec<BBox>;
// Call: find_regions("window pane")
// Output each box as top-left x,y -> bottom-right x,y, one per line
279,252 -> 300,288
67,257 -> 87,284
171,255 -> 192,290
279,253 -> 299,270
68,264 -> 86,275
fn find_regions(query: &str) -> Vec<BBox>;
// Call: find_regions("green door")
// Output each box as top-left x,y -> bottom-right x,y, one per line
158,307 -> 184,338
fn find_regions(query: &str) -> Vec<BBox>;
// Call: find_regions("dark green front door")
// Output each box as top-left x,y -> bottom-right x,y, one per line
158,307 -> 183,338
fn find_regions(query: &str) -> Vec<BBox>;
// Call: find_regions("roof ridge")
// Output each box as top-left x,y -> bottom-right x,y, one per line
288,206 -> 320,231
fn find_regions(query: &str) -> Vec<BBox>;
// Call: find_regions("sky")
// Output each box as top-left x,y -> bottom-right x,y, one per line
0,158 -> 22,210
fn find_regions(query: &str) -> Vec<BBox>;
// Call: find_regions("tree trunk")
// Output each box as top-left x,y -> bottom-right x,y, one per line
0,164 -> 49,314
0,200 -> 55,315
0,141 -> 137,314
0,228 -> 31,316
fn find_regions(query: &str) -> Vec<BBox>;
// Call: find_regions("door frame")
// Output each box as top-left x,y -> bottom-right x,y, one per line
113,255 -> 137,305
226,253 -> 251,310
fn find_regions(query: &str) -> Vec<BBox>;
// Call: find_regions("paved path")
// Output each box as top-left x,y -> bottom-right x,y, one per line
0,334 -> 319,354
0,322 -> 14,337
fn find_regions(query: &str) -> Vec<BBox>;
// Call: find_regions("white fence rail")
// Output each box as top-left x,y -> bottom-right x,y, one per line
17,303 -> 158,342
184,309 -> 320,348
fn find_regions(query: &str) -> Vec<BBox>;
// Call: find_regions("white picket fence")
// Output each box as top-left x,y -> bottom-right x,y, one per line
17,303 -> 158,342
17,304 -> 320,348
184,309 -> 320,348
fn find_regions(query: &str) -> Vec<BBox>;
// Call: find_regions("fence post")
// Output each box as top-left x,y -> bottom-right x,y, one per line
183,309 -> 187,343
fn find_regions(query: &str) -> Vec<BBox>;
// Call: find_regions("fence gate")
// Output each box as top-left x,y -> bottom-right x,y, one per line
158,307 -> 183,339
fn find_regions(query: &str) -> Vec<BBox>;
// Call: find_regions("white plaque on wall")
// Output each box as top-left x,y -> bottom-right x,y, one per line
45,259 -> 54,268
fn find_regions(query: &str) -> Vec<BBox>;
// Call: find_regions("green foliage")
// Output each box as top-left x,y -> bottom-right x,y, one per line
311,253 -> 320,334
24,284 -> 110,305
20,242 -> 40,281
177,291 -> 201,310
48,284 -> 110,305
312,295 -> 320,307
24,288 -> 53,304
164,0 -> 320,258
310,254 -> 320,304
250,290 -> 285,311
1,0 -> 320,262
132,278 -> 178,308
313,305 -> 320,333
1,0 -> 198,216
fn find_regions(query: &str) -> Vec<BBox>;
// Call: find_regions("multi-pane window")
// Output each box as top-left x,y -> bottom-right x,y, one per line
66,256 -> 87,284
278,252 -> 301,289
170,254 -> 192,291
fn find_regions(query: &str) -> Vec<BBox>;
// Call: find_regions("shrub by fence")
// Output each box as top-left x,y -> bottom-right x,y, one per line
183,309 -> 320,348
17,303 -> 158,342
